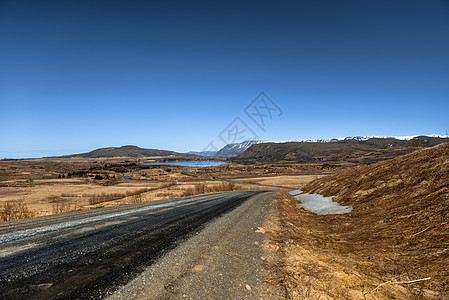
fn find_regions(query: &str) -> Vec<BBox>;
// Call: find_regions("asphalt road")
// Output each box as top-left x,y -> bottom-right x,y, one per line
0,191 -> 265,299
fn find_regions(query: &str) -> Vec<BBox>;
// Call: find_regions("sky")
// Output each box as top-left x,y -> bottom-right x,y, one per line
1,0 -> 448,158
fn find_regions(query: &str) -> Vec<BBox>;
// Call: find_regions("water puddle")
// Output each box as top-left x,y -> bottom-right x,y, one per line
288,189 -> 352,215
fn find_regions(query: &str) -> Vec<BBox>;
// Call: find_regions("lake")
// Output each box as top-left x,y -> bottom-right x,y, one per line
142,161 -> 229,167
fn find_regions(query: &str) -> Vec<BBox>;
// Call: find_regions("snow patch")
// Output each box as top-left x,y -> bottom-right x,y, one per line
290,191 -> 353,215
288,189 -> 303,196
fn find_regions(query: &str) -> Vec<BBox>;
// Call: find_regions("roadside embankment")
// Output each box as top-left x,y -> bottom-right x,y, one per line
266,143 -> 449,299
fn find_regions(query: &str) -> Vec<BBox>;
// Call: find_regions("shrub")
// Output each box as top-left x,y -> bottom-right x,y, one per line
0,200 -> 35,222
88,188 -> 151,205
128,194 -> 143,204
88,192 -> 125,205
181,181 -> 242,197
181,187 -> 195,197
52,201 -> 74,214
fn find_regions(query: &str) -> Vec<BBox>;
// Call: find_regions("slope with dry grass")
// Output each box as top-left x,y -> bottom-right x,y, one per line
268,143 -> 449,299
266,191 -> 413,299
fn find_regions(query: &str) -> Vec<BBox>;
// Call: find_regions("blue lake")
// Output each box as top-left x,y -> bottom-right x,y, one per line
142,161 -> 229,167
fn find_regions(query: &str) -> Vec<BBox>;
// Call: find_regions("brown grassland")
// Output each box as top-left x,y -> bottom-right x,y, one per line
266,143 -> 449,299
0,158 -> 330,221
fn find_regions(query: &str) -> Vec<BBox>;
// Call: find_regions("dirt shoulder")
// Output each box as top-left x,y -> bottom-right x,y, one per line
265,191 -> 422,299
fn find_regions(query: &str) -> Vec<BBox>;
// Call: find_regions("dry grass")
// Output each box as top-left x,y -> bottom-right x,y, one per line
237,175 -> 326,188
88,192 -> 128,205
60,193 -> 79,197
181,181 -> 243,197
266,191 -> 412,299
128,194 -> 143,204
87,184 -> 178,205
266,143 -> 449,299
0,199 -> 35,222
52,201 -> 77,214
87,188 -> 151,205
302,143 -> 449,296
155,192 -> 172,197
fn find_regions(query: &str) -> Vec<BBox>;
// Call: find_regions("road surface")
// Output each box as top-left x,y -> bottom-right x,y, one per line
0,191 -> 268,299
109,190 -> 282,299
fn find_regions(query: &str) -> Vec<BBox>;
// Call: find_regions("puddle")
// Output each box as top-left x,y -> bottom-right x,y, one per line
288,189 -> 352,215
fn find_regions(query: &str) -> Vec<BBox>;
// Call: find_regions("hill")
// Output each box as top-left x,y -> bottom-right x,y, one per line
59,145 -> 196,159
234,136 -> 448,163
297,142 -> 449,297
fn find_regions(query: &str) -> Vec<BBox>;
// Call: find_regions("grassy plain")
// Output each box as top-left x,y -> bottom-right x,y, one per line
0,158 -> 331,220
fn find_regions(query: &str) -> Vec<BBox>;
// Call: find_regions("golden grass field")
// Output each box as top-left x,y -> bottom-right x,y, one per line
0,158 -> 329,219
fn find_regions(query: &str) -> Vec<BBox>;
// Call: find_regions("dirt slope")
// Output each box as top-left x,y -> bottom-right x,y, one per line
299,142 -> 449,297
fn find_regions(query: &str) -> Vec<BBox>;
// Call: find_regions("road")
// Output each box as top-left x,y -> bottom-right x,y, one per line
109,190 -> 282,299
0,191 -> 267,299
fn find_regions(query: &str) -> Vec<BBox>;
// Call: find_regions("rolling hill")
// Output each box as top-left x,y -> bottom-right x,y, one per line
58,145 -> 198,159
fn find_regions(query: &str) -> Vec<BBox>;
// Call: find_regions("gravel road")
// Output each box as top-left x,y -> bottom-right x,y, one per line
0,191 -> 271,299
108,191 -> 283,299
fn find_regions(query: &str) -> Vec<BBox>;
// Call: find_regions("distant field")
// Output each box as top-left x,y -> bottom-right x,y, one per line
0,158 -> 329,220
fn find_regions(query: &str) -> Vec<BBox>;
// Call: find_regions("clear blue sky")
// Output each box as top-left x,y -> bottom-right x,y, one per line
1,0 -> 448,158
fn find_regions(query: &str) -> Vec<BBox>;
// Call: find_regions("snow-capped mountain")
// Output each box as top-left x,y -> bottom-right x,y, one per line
215,140 -> 265,157
194,134 -> 448,157
293,134 -> 448,143
338,134 -> 447,141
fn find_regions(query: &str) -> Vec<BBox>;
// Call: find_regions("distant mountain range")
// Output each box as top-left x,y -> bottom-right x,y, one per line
189,134 -> 448,157
45,134 -> 448,160
235,136 -> 449,163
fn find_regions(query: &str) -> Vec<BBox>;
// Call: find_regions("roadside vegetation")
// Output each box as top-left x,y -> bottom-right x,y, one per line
266,143 -> 449,299
181,181 -> 244,197
87,183 -> 178,205
0,200 -> 35,222
52,201 -> 76,214
88,188 -> 150,205
266,191 -> 413,299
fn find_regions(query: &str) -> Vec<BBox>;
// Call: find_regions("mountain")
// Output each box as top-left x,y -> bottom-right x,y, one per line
59,145 -> 197,159
234,136 -> 449,163
207,134 -> 449,157
215,141 -> 265,157
337,134 -> 447,141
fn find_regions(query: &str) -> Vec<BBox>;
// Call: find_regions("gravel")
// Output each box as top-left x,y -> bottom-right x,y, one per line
107,191 -> 283,300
